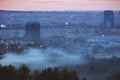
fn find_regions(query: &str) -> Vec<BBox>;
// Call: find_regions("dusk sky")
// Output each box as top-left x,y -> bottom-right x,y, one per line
0,0 -> 120,11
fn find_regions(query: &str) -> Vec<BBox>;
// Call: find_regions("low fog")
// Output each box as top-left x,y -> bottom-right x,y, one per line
0,48 -> 86,69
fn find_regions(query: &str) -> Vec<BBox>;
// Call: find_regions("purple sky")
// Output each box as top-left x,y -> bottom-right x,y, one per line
0,0 -> 120,11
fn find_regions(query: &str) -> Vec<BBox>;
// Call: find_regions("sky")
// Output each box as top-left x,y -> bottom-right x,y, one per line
0,0 -> 120,11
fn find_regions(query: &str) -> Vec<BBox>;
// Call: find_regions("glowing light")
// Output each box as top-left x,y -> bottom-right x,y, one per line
65,22 -> 69,26
40,45 -> 43,48
0,24 -> 6,28
102,34 -> 105,37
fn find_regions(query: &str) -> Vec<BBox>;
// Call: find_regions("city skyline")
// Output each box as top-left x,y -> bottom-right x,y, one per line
0,0 -> 120,11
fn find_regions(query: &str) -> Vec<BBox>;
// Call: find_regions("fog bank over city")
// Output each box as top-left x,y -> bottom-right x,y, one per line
0,48 -> 86,69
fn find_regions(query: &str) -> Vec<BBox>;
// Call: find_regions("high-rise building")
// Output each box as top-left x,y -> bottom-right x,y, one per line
25,22 -> 40,43
99,10 -> 115,34
104,10 -> 114,28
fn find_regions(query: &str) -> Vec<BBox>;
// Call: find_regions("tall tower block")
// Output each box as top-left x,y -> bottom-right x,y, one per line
104,10 -> 114,28
25,22 -> 40,43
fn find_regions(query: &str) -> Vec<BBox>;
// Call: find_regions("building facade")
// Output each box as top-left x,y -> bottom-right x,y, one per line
25,22 -> 41,43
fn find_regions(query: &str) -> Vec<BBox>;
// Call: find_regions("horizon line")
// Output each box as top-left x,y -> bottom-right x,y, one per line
0,9 -> 120,12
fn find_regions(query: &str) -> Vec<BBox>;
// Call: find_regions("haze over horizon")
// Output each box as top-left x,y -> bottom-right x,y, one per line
0,0 -> 120,11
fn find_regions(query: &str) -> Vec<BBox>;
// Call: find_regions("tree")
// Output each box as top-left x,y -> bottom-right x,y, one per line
16,64 -> 30,80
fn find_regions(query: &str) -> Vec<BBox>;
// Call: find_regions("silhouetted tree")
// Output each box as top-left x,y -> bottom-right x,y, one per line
0,65 -> 16,80
16,64 -> 30,80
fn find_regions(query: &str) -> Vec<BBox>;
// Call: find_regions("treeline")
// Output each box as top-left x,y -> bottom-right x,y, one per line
1,58 -> 120,80
0,64 -> 79,80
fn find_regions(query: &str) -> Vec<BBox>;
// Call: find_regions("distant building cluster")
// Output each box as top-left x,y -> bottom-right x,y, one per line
0,10 -> 120,44
0,21 -> 41,44
96,10 -> 120,35
0,10 -> 120,57
0,30 -> 24,39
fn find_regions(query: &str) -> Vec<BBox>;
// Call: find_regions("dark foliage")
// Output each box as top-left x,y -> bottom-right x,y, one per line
107,72 -> 120,80
0,64 -> 79,80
